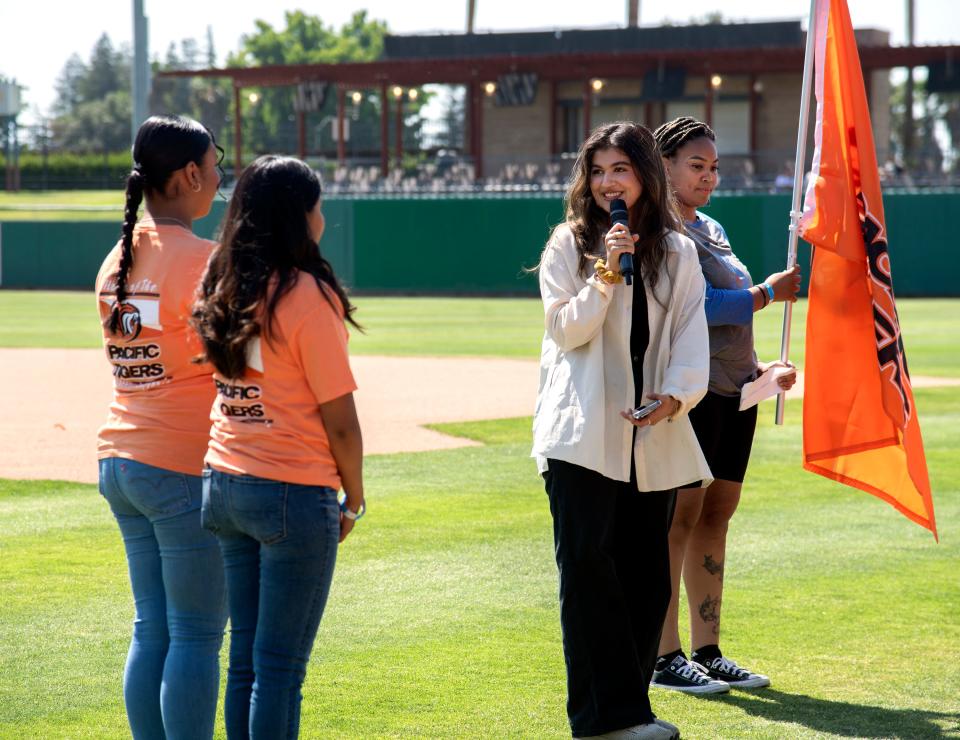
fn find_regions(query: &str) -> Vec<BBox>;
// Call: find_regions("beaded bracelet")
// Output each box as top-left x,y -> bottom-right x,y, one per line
594,258 -> 623,285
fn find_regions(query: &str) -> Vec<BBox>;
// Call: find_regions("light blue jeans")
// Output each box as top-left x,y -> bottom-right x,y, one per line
202,468 -> 340,740
99,457 -> 227,740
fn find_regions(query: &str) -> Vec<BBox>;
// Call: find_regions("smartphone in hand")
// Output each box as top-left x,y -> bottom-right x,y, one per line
631,399 -> 662,420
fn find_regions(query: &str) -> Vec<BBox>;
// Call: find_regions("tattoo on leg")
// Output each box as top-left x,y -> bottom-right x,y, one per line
699,594 -> 721,634
703,554 -> 724,580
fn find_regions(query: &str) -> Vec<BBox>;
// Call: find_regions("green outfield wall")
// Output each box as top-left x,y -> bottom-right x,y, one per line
1,192 -> 956,295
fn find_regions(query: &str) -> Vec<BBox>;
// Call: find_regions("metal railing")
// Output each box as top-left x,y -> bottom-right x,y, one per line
3,149 -> 959,194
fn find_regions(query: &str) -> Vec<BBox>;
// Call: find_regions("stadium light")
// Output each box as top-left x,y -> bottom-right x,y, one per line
351,91 -> 363,105
711,74 -> 723,89
484,82 -> 496,96
248,92 -> 260,104
392,85 -> 404,98
591,78 -> 605,92
408,88 -> 419,101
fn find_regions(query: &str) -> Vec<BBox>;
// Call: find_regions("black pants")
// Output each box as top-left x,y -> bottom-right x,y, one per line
544,459 -> 677,737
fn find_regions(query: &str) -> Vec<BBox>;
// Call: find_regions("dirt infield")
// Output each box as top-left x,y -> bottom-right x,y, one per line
2,348 -> 957,485
0,349 -> 540,484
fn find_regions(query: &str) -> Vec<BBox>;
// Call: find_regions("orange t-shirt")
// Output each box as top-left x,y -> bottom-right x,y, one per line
96,221 -> 216,475
205,271 -> 357,488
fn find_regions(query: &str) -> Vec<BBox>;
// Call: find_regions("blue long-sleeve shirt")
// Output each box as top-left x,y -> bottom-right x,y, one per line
705,282 -> 753,326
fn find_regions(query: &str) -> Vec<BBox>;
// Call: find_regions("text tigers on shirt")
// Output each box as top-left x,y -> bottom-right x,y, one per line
214,378 -> 273,424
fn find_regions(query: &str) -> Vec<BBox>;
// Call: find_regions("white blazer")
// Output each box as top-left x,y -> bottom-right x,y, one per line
532,223 -> 713,491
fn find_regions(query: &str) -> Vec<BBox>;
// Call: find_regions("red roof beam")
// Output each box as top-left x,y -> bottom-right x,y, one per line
156,45 -> 960,88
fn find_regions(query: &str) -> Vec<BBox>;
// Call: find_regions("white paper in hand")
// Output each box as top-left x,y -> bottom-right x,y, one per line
739,361 -> 796,411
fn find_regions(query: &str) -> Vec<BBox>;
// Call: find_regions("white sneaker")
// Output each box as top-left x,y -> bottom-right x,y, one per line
653,716 -> 680,738
575,722 -> 677,739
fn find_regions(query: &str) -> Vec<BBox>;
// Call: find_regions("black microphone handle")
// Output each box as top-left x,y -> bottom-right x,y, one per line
619,252 -> 634,285
609,198 -> 634,286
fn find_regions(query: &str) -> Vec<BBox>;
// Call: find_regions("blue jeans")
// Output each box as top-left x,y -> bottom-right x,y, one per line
201,469 -> 340,740
99,458 -> 227,740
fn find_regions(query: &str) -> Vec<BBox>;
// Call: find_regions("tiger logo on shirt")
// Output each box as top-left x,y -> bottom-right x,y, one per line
116,302 -> 143,341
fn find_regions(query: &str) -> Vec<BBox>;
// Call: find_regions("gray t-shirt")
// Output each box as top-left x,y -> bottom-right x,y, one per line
686,213 -> 759,396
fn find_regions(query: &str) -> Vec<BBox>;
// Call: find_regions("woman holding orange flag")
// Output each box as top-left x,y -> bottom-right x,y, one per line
651,117 -> 800,694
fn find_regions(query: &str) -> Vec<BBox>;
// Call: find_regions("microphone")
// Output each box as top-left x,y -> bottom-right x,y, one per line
609,198 -> 633,285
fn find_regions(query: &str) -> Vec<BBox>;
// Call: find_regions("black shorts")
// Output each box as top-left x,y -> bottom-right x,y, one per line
688,390 -> 758,484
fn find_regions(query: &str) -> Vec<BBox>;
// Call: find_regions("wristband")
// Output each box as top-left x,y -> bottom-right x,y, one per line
339,496 -> 366,521
762,282 -> 775,304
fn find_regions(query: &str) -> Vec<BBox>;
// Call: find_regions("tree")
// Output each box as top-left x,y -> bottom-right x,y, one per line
149,36 -> 230,138
45,13 -> 432,162
50,35 -> 131,152
428,86 -> 466,151
49,30 -> 233,156
227,11 -> 427,159
53,92 -> 131,152
52,54 -> 87,117
888,76 -> 958,177
942,95 -> 960,173
231,10 -> 387,67
79,35 -> 129,101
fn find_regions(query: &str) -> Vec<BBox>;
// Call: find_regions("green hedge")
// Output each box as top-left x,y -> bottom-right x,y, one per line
0,151 -> 131,189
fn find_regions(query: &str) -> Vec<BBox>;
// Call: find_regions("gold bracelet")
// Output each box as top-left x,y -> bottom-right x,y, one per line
594,258 -> 623,285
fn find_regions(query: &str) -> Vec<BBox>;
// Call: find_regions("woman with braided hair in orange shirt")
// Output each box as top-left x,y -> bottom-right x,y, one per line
95,114 -> 227,738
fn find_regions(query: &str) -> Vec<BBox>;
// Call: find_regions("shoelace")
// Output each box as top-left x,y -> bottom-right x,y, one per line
706,656 -> 750,679
673,658 -> 711,683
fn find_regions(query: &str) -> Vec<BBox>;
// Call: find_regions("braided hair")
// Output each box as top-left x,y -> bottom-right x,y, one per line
192,155 -> 360,380
653,116 -> 715,159
106,115 -> 217,335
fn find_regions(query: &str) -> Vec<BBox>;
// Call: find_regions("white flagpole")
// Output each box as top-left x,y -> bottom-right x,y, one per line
776,0 -> 820,425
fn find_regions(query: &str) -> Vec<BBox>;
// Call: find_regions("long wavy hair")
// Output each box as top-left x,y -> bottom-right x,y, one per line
106,115 -> 218,335
562,121 -> 679,295
192,155 -> 359,379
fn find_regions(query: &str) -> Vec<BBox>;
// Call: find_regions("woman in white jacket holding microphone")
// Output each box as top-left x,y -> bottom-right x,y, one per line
533,121 -> 710,740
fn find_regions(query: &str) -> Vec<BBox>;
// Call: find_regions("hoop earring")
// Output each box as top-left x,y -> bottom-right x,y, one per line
192,182 -> 201,193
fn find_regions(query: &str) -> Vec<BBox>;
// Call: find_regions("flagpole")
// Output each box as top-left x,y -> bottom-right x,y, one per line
776,0 -> 819,425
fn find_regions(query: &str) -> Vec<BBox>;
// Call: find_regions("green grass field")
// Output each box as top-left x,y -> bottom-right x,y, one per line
0,190 -> 123,221
0,296 -> 957,738
0,292 -> 958,375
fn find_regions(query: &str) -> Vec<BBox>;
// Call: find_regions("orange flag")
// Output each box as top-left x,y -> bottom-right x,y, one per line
798,0 -> 937,538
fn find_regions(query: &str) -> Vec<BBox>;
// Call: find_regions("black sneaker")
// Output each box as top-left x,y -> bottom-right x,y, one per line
694,655 -> 771,688
651,654 -> 729,694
